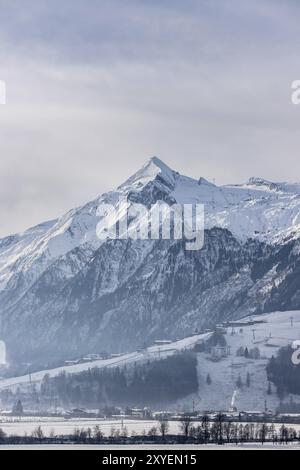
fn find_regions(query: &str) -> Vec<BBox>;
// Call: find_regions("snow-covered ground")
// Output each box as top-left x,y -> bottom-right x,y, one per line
0,332 -> 212,392
177,310 -> 300,413
0,418 -> 183,437
1,443 -> 299,450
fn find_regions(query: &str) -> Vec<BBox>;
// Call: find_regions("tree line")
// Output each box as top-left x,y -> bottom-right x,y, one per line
0,415 -> 299,446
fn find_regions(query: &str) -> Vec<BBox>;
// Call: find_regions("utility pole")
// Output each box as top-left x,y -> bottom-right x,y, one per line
23,363 -> 32,384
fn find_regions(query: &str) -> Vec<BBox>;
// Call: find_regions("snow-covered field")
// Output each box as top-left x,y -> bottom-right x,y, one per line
0,332 -> 212,392
0,417 -> 228,437
0,417 -> 168,437
0,443 -> 299,450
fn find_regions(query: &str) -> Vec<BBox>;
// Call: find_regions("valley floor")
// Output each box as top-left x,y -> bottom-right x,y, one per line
0,417 -> 299,438
0,443 -> 299,450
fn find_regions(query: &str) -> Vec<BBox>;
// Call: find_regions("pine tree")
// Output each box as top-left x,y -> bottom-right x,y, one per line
246,372 -> 251,388
267,381 -> 272,395
0,428 -> 6,444
12,399 -> 23,416
236,374 -> 243,389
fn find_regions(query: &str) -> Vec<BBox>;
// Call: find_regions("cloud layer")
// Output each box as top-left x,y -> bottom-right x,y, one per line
0,0 -> 300,236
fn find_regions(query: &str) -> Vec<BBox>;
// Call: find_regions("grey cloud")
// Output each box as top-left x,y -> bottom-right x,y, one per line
0,0 -> 300,236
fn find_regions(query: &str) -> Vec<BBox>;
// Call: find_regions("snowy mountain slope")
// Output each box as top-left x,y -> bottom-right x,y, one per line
1,157 -> 300,364
0,332 -> 212,392
120,156 -> 300,244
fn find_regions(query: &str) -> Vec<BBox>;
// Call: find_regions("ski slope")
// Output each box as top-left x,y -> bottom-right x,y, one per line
177,310 -> 300,413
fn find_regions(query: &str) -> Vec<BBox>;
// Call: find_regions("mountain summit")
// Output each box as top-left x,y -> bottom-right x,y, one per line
121,156 -> 177,189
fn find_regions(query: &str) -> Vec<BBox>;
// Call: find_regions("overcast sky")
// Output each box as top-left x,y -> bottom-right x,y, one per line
0,0 -> 300,236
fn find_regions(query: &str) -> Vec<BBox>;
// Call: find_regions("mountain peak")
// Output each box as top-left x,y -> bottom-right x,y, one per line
147,156 -> 173,172
120,156 -> 176,190
138,156 -> 175,178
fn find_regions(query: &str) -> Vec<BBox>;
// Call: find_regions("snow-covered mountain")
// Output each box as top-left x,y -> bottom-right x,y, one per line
1,157 -> 300,364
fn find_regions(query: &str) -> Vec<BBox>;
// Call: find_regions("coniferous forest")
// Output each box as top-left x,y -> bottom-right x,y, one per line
39,352 -> 198,408
267,346 -> 300,398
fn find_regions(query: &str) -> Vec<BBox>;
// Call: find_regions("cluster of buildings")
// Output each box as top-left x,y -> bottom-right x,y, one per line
64,340 -> 175,367
64,352 -> 122,366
